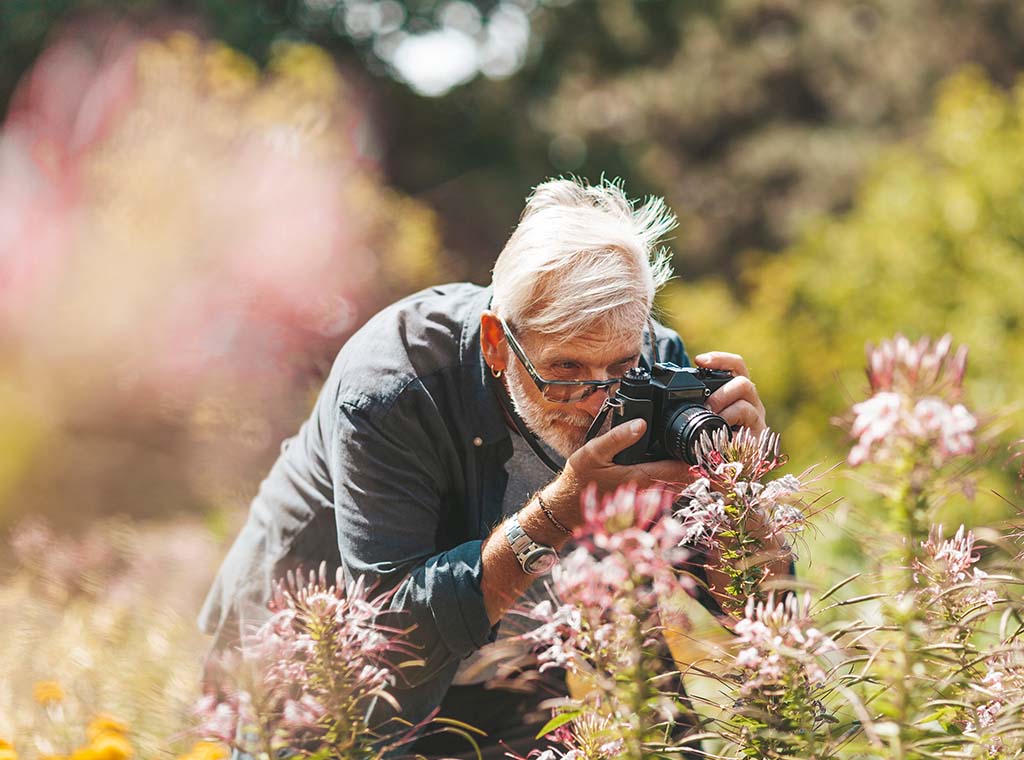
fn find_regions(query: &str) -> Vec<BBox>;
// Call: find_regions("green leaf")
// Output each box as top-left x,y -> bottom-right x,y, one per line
535,709 -> 583,740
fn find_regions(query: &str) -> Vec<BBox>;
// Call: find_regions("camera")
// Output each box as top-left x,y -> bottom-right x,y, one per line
603,362 -> 733,465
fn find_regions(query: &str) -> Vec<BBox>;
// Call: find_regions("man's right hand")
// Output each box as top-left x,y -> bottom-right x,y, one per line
542,419 -> 694,530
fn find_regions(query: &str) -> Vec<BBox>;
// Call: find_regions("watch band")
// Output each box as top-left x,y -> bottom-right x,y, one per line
505,513 -> 558,575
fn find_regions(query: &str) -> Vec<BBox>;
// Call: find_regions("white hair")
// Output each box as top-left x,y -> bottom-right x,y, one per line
490,177 -> 676,340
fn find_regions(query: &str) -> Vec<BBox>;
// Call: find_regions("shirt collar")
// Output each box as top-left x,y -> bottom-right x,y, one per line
459,285 -> 510,447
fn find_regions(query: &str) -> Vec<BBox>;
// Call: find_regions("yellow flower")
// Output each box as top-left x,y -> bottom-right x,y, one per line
88,733 -> 132,760
177,742 -> 229,760
86,715 -> 128,742
69,749 -> 97,760
0,738 -> 16,760
33,680 -> 65,705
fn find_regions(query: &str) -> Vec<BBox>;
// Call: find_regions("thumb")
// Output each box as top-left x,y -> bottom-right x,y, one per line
586,418 -> 647,463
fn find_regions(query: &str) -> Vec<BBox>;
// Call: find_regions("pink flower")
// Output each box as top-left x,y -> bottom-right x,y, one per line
865,333 -> 967,396
193,695 -> 238,744
675,431 -> 809,551
198,563 -> 413,755
281,694 -> 326,729
915,524 -> 996,610
849,335 -> 977,467
733,593 -> 837,696
849,392 -> 903,465
694,427 -> 787,482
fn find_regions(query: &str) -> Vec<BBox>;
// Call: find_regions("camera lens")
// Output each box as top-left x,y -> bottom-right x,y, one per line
663,404 -> 731,465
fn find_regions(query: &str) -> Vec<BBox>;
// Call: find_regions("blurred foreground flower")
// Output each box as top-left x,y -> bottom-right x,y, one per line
196,564 -> 423,758
31,682 -> 64,706
515,485 -> 697,758
521,484 -> 692,675
175,742 -> 229,760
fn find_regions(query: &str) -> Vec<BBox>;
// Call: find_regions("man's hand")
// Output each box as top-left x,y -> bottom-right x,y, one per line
695,351 -> 766,435
541,419 -> 693,530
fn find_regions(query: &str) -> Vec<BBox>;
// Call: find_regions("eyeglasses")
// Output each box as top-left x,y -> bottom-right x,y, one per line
497,315 -> 628,403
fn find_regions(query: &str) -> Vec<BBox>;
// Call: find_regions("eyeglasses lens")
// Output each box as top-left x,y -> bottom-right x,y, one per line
542,381 -> 620,404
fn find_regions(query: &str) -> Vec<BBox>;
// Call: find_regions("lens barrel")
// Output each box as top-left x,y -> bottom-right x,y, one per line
663,404 -> 731,465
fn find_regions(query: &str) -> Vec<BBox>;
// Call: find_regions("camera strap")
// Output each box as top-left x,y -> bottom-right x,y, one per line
584,396 -> 620,444
489,373 -> 563,475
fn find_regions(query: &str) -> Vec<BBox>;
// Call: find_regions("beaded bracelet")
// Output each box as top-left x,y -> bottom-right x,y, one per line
536,491 -> 573,536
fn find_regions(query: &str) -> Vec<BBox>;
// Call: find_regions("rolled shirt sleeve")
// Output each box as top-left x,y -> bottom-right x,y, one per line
331,385 -> 494,699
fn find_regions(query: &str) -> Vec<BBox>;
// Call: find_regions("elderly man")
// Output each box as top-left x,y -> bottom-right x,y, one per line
199,178 -> 773,756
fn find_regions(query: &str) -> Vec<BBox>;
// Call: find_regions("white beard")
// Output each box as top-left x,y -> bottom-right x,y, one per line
504,360 -> 599,459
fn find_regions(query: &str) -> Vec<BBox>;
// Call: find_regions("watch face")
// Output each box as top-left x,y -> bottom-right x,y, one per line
523,548 -> 557,575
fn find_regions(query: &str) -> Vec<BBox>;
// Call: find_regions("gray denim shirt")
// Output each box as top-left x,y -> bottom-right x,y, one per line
198,282 -> 690,730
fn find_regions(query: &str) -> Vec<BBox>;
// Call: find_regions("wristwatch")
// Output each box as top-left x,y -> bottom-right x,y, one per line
505,513 -> 558,575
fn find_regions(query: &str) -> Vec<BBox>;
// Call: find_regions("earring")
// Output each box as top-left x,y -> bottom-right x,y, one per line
490,366 -> 503,379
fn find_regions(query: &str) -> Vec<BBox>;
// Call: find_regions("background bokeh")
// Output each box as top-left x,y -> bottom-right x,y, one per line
3,0 -> 1024,754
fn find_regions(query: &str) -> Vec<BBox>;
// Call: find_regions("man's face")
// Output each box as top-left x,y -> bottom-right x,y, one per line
504,322 -> 642,458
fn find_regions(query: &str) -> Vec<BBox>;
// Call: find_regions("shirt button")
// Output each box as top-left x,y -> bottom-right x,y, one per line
472,436 -> 483,447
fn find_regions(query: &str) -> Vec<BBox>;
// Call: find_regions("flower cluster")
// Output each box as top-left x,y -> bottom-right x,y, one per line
518,714 -> 626,760
674,428 -> 809,607
519,484 -> 693,675
733,593 -> 838,697
3,713 -> 136,760
679,428 -> 807,547
964,650 -> 1024,756
515,485 -> 697,757
725,593 -> 840,758
849,334 -> 976,467
914,524 -> 997,613
194,565 -> 417,758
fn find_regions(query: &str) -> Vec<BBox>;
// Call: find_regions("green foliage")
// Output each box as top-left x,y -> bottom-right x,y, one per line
661,66 -> 1024,536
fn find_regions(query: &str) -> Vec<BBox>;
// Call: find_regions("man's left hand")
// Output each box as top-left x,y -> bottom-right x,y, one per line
694,351 -> 767,436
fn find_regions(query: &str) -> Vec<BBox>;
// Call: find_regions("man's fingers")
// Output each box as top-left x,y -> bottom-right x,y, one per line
584,418 -> 648,463
694,351 -> 750,378
631,459 -> 693,486
719,399 -> 764,432
707,376 -> 762,415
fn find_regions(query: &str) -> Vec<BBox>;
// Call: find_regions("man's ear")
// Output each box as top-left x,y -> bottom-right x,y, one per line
480,310 -> 507,373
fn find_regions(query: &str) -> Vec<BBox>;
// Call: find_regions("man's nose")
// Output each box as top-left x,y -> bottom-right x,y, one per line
579,386 -> 610,418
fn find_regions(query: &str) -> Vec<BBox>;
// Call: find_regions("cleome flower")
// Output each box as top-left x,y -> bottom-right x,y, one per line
505,712 -> 625,760
519,485 -> 695,674
915,524 -> 997,611
194,564 -> 418,757
570,483 -> 693,606
865,333 -> 967,398
848,334 -> 977,467
733,592 -> 838,698
694,427 -> 787,483
675,427 -> 809,551
964,648 -> 1024,756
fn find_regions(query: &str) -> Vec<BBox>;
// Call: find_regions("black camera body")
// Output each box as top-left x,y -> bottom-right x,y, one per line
610,362 -> 733,465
